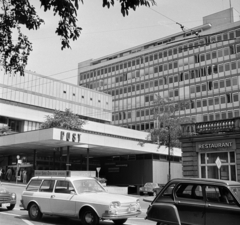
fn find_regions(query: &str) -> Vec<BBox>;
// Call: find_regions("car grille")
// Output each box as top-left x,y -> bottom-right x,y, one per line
0,195 -> 11,202
117,202 -> 139,214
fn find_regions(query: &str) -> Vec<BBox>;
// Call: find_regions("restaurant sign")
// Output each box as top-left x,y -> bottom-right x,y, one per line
197,139 -> 235,151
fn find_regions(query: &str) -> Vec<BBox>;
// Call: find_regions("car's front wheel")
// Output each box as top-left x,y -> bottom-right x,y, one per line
7,204 -> 15,210
112,219 -> 127,225
80,207 -> 99,225
28,203 -> 42,221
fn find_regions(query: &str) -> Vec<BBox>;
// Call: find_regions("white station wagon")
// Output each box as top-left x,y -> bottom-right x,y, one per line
20,175 -> 141,225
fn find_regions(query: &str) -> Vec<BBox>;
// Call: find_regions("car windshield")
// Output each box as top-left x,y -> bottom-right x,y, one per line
73,179 -> 105,193
230,186 -> 240,201
145,183 -> 158,188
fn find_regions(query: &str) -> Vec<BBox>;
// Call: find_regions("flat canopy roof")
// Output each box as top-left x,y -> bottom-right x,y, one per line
0,128 -> 181,157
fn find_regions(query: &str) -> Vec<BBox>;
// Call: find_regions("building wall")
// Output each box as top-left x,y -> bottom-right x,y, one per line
77,8 -> 240,131
180,132 -> 240,181
0,67 -> 112,123
153,160 -> 183,184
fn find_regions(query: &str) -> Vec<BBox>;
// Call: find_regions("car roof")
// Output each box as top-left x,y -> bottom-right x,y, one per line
169,178 -> 240,186
30,176 -> 94,182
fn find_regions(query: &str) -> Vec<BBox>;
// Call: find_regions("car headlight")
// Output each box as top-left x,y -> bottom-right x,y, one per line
108,201 -> 121,215
11,193 -> 16,200
136,199 -> 141,210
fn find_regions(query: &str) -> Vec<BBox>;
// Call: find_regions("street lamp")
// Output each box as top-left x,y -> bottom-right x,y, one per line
16,155 -> 20,184
167,126 -> 171,181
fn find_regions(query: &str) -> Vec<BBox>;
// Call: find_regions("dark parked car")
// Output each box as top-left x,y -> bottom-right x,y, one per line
146,178 -> 240,225
0,185 -> 16,210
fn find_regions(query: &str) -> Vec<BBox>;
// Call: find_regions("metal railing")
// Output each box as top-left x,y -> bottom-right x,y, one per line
181,117 -> 240,136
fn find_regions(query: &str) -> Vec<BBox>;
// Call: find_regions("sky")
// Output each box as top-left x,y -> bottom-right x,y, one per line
20,0 -> 240,85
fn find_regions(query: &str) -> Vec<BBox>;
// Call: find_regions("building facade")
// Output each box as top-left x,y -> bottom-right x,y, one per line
78,8 -> 240,131
180,117 -> 240,181
0,67 -> 182,186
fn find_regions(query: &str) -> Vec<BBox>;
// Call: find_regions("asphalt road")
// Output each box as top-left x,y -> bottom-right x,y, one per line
0,183 -> 156,225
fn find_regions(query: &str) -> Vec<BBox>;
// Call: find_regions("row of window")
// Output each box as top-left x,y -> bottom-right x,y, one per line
80,28 -> 240,80
87,57 -> 240,91
112,94 -> 239,122
106,73 -> 239,99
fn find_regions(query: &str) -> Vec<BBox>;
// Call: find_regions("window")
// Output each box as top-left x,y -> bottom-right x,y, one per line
206,52 -> 211,60
226,79 -> 231,87
200,54 -> 205,62
220,80 -> 225,88
202,84 -> 206,92
154,80 -> 158,87
197,100 -> 201,108
202,99 -> 207,107
212,51 -> 217,59
214,97 -> 219,105
218,49 -> 223,57
196,85 -> 201,93
175,183 -> 203,200
169,76 -> 173,84
40,180 -> 55,192
225,63 -> 230,71
55,180 -> 74,194
233,93 -> 239,102
224,47 -> 229,56
208,98 -> 213,106
221,95 -> 226,104
26,179 -> 42,191
200,152 -> 236,181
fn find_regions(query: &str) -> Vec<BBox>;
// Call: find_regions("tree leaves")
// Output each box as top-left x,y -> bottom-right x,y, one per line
40,108 -> 86,130
145,95 -> 192,149
1,0 -> 156,76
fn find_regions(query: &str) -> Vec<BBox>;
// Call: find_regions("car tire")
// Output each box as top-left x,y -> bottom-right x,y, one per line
28,203 -> 42,221
112,218 -> 127,225
7,204 -> 15,210
80,207 -> 99,225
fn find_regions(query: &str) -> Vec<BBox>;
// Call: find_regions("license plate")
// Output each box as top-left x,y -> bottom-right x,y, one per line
3,203 -> 10,207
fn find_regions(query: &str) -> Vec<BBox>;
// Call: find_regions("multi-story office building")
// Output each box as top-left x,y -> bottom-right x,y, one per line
0,66 -> 182,186
78,8 -> 240,131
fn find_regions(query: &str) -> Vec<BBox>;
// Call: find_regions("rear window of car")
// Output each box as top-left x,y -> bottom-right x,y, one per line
26,179 -> 42,191
230,186 -> 240,202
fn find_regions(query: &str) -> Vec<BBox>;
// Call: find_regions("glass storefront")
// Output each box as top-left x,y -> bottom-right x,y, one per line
200,151 -> 236,181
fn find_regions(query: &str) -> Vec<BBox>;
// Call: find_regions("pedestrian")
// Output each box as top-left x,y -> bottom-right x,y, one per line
0,168 -> 2,184
23,169 -> 27,184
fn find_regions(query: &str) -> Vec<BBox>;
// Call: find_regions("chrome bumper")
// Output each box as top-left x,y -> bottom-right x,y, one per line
102,210 -> 141,220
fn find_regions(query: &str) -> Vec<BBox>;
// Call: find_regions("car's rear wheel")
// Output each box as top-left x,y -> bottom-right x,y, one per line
80,207 -> 99,225
7,204 -> 15,210
28,203 -> 42,221
112,218 -> 127,225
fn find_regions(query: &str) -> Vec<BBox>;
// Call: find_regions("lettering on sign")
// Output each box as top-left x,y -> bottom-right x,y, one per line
60,131 -> 81,143
198,142 -> 232,149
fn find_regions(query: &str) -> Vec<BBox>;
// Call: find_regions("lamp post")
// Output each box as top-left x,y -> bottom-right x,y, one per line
167,126 -> 171,181
16,155 -> 20,184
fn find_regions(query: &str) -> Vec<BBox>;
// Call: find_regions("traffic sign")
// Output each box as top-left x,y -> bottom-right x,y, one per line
215,157 -> 222,169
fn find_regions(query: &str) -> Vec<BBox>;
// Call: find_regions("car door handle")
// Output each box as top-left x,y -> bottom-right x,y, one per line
207,204 -> 211,207
51,195 -> 55,198
178,201 -> 181,204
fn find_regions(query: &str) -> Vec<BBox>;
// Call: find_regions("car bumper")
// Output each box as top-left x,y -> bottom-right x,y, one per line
102,210 -> 141,220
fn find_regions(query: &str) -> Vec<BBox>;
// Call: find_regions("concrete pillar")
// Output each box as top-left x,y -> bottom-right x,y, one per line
87,148 -> 89,171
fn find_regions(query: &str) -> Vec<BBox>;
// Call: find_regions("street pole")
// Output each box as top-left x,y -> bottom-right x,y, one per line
168,127 -> 171,181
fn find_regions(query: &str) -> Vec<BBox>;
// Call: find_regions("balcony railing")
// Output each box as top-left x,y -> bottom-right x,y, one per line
181,117 -> 240,137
